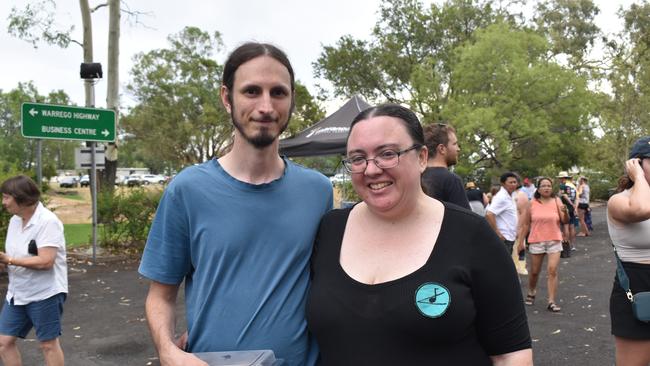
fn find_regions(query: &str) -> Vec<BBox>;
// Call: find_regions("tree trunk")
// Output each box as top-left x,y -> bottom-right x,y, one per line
102,0 -> 120,193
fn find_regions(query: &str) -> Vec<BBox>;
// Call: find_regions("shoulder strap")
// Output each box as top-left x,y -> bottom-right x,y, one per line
614,250 -> 635,303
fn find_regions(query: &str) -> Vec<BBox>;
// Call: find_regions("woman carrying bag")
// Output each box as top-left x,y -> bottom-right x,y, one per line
607,136 -> 650,365
523,177 -> 567,313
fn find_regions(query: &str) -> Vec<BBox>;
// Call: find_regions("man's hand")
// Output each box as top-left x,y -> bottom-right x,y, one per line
174,331 -> 188,350
159,346 -> 208,366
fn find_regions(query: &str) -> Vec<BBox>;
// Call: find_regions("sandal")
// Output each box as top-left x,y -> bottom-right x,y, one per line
525,293 -> 535,306
547,302 -> 561,312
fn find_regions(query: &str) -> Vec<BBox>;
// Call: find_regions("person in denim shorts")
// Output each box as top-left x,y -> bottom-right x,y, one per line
0,175 -> 67,366
522,177 -> 566,313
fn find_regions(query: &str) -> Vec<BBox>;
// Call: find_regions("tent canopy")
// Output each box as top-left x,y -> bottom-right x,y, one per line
279,95 -> 371,157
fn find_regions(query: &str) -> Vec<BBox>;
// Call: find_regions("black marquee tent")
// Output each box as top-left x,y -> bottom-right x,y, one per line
279,95 -> 371,157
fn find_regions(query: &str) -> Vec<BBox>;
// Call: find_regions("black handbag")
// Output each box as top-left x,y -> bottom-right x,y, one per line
560,241 -> 571,258
615,253 -> 650,323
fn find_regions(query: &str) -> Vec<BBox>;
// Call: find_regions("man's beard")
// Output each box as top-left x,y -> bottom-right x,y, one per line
231,109 -> 289,149
446,154 -> 457,166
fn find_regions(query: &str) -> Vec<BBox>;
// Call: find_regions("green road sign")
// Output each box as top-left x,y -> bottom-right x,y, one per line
21,102 -> 116,142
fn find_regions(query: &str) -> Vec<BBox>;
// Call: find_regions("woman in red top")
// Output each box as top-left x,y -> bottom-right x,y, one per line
523,177 -> 568,312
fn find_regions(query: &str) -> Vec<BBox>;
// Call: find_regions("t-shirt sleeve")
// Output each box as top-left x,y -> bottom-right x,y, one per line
448,175 -> 471,209
486,193 -> 507,216
470,219 -> 531,355
36,217 -> 65,249
138,187 -> 192,285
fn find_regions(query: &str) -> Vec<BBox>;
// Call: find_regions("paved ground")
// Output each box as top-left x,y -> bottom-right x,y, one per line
0,205 -> 618,365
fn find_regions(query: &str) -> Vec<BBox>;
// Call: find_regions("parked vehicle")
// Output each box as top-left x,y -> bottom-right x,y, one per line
329,173 -> 347,185
125,175 -> 143,187
59,176 -> 79,188
141,174 -> 166,185
115,175 -> 128,186
80,175 -> 90,187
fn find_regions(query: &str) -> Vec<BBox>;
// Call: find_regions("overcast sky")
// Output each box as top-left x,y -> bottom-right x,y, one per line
0,0 -> 636,114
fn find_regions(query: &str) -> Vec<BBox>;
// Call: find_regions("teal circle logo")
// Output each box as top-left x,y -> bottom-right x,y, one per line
415,282 -> 450,318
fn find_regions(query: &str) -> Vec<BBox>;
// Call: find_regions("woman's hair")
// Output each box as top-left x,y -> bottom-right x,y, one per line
489,185 -> 500,201
533,177 -> 555,200
615,158 -> 647,193
1,175 -> 40,206
616,174 -> 634,193
348,104 -> 424,146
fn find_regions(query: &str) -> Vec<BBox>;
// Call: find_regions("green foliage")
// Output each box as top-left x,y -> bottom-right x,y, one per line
7,0 -> 74,49
314,0 -> 507,119
533,0 -> 601,69
290,156 -> 342,176
97,188 -> 162,252
315,0 -> 599,179
286,83 -> 327,137
446,22 -> 597,176
0,83 -> 77,173
336,181 -> 361,203
124,27 -> 228,169
593,3 -> 650,182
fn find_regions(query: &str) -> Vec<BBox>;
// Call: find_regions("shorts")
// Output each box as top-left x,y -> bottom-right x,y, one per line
578,203 -> 589,210
610,262 -> 650,339
569,216 -> 579,227
528,240 -> 563,255
0,293 -> 66,341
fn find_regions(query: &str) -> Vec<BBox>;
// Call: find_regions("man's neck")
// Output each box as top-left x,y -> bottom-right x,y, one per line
219,136 -> 285,185
426,156 -> 449,168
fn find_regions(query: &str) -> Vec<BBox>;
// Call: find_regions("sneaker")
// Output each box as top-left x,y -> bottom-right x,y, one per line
570,246 -> 577,251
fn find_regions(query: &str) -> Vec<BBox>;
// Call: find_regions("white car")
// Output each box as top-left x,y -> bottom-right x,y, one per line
329,173 -> 347,185
59,176 -> 79,188
80,175 -> 90,187
141,174 -> 166,185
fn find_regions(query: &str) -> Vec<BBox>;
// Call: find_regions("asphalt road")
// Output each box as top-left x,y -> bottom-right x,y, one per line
0,205 -> 618,365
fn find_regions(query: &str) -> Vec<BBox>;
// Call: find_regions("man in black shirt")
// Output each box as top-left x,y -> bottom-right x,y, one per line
421,123 -> 471,209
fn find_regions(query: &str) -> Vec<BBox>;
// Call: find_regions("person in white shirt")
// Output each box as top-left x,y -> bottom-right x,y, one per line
486,172 -> 520,256
0,175 -> 67,366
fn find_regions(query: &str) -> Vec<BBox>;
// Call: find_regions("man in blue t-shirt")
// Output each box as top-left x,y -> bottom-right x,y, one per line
139,43 -> 333,366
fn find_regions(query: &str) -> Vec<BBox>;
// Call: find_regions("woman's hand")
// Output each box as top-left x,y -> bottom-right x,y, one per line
625,158 -> 646,183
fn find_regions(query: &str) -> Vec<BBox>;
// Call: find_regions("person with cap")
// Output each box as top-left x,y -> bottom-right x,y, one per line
606,135 -> 650,365
557,171 -> 578,252
421,123 -> 471,209
465,181 -> 488,216
521,178 -> 536,200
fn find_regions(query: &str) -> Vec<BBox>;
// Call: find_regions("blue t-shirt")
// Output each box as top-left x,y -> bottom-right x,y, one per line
139,158 -> 333,366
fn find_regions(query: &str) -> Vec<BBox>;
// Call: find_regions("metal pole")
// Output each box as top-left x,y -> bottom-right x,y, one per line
36,139 -> 42,186
90,141 -> 97,263
85,78 -> 97,263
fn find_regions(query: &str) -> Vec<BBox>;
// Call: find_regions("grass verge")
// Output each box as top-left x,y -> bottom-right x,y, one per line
64,223 -> 97,248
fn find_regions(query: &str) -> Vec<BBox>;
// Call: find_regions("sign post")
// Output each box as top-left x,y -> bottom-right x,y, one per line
22,102 -> 115,263
21,102 -> 116,142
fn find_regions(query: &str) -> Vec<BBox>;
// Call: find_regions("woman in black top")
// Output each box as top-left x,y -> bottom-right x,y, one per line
307,104 -> 532,365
